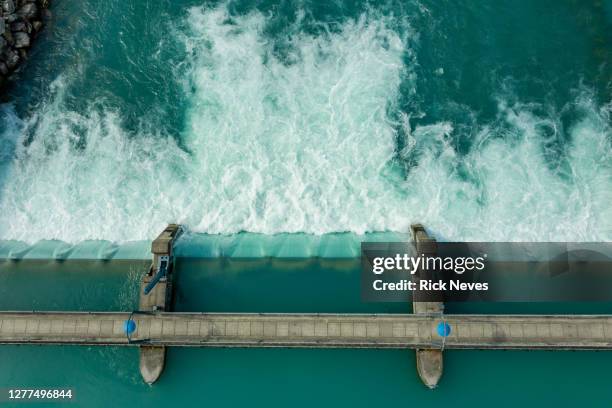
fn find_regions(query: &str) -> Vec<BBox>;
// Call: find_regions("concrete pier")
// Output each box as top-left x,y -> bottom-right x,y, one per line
411,224 -> 444,388
1,312 -> 611,349
138,224 -> 182,384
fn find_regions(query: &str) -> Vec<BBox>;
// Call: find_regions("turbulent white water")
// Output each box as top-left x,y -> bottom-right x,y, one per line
0,5 -> 610,243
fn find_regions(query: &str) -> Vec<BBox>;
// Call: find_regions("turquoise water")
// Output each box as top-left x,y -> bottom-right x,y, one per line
0,0 -> 611,406
0,0 -> 610,242
0,231 -> 410,261
2,259 -> 612,407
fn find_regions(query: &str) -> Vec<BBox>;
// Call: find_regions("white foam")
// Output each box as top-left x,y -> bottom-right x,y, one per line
0,5 -> 610,243
175,7 -> 410,236
0,77 -> 190,242
399,96 -> 612,241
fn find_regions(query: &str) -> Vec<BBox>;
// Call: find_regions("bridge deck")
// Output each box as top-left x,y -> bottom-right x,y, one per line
1,312 -> 611,350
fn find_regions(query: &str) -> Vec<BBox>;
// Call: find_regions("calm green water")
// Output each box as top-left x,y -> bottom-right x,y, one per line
2,259 -> 612,407
0,0 -> 611,406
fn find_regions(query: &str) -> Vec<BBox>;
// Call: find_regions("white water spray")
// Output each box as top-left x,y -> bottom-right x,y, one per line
0,5 -> 609,243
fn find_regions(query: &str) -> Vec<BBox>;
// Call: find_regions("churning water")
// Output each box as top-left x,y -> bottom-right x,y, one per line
0,0 -> 610,243
1,2 -> 612,407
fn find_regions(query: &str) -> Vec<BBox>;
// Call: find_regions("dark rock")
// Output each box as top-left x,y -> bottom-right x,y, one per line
13,31 -> 29,47
10,20 -> 30,33
3,29 -> 13,45
3,48 -> 19,68
17,2 -> 36,19
0,0 -> 49,88
2,0 -> 15,13
10,21 -> 23,31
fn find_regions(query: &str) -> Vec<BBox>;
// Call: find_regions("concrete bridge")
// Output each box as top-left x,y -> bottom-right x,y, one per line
1,311 -> 611,350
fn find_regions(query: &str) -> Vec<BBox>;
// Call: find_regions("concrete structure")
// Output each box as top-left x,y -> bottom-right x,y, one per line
3,224 -> 612,389
138,224 -> 182,384
411,224 -> 444,389
1,312 -> 612,349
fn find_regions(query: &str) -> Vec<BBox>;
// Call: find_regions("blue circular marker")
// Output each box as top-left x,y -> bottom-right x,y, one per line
437,321 -> 451,337
124,319 -> 136,335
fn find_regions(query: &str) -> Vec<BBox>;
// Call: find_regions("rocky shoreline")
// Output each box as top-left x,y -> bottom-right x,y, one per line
0,0 -> 49,87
